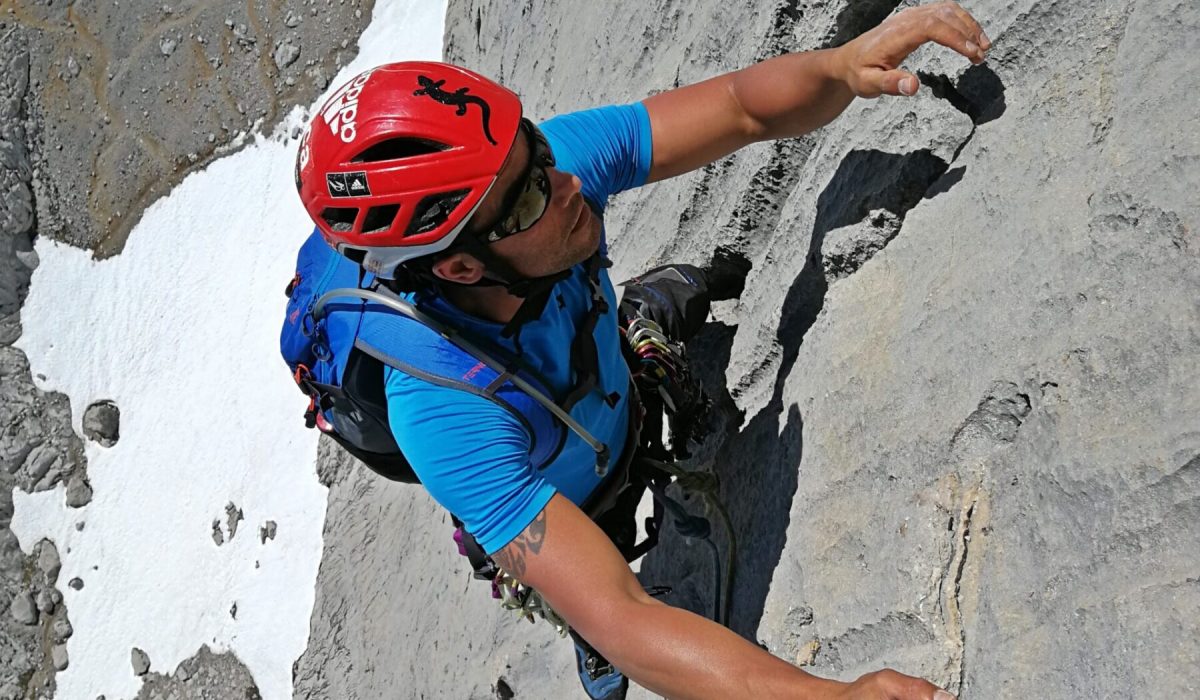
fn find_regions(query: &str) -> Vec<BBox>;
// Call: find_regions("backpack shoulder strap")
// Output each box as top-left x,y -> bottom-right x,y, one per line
317,287 -> 609,473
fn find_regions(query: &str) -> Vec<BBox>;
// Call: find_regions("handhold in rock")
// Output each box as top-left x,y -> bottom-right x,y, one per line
68,577 -> 83,591
785,605 -> 814,628
131,647 -> 151,675
66,476 -> 93,508
9,591 -> 37,625
494,677 -> 515,700
82,401 -> 120,447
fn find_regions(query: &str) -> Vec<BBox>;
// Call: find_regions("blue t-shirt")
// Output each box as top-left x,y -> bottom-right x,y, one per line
385,103 -> 654,554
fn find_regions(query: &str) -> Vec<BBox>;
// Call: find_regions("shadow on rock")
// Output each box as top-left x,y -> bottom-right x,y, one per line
815,149 -> 951,238
638,145 -> 966,640
919,64 -> 1007,126
956,64 -> 1007,125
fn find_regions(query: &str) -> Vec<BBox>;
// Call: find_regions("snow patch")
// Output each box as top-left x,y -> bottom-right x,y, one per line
9,1 -> 448,698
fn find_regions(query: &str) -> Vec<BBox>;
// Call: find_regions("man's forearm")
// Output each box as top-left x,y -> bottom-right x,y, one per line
594,596 -> 842,700
728,48 -> 855,141
642,47 -> 856,182
644,2 -> 990,183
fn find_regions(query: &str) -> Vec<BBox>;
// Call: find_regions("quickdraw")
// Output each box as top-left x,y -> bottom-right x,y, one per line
494,570 -> 571,636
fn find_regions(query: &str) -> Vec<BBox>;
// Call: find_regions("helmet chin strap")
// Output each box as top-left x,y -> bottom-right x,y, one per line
399,230 -> 615,421
451,234 -> 573,353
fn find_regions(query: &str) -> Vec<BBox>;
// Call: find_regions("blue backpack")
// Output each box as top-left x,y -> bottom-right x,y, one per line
278,231 -> 735,641
278,230 -> 613,483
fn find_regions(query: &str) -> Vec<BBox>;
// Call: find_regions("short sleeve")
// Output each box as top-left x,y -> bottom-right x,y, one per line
538,102 -> 654,211
384,366 -> 558,555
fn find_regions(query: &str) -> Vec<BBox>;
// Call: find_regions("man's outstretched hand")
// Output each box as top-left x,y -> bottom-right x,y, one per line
835,669 -> 958,700
835,1 -> 990,98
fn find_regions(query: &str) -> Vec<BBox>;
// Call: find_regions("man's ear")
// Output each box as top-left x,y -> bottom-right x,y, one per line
430,251 -> 487,284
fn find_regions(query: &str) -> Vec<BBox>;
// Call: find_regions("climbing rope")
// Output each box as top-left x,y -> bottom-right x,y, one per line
638,456 -> 737,627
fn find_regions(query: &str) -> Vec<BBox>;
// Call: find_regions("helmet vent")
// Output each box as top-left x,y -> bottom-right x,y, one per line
352,138 -> 449,163
321,207 -> 358,233
362,204 -> 400,234
406,190 -> 469,237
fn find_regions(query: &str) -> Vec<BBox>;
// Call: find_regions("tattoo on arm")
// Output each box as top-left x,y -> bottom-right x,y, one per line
492,509 -> 547,579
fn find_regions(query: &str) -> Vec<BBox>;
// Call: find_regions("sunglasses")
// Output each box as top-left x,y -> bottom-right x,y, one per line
480,119 -> 556,243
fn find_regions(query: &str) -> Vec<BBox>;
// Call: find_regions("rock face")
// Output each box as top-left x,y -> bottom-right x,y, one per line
8,0 -> 376,257
297,0 -> 1200,698
0,27 -> 81,700
1,2 -> 374,698
133,645 -> 261,700
0,538 -> 75,700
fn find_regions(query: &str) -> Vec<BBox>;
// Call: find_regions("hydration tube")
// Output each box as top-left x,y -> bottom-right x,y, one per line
312,287 -> 611,477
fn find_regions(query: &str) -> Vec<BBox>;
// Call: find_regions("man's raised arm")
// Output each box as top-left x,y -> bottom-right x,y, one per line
492,494 -> 953,700
642,1 -> 990,183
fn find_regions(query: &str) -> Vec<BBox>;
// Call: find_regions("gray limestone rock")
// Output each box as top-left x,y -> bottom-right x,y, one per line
4,0 -> 1196,698
12,0 -> 376,257
51,618 -> 72,643
8,591 -> 37,625
132,647 -> 151,676
0,351 -> 86,499
82,400 -> 120,447
0,528 -> 23,578
21,445 -> 58,483
35,588 -> 55,614
298,1 -> 1200,699
1,3 -> 373,700
65,476 -> 93,508
36,540 -> 60,583
133,645 -> 260,700
224,503 -> 243,540
258,520 -> 277,544
274,42 -> 301,70
50,645 -> 68,672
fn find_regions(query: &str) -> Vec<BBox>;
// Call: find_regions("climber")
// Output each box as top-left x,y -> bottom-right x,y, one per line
285,3 -> 989,698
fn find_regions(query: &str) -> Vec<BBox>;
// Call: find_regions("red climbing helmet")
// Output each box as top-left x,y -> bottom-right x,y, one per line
295,61 -> 522,279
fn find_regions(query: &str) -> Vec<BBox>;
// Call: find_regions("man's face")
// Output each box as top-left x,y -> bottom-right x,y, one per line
466,126 -> 602,279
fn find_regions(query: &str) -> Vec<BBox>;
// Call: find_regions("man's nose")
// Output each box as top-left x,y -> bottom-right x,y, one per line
552,168 -> 582,202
